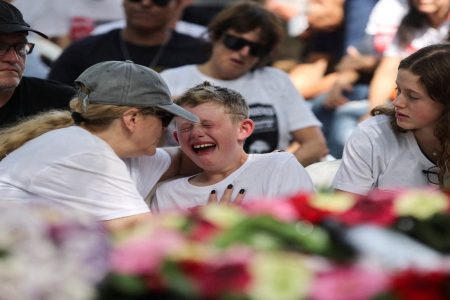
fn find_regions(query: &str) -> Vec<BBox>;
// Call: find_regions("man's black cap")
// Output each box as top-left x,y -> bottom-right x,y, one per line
0,1 -> 48,38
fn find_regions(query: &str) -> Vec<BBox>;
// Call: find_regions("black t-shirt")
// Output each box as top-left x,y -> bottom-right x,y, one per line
0,77 -> 75,128
48,29 -> 211,86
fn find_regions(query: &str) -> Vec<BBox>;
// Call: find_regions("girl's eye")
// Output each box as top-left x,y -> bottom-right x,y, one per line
407,93 -> 419,100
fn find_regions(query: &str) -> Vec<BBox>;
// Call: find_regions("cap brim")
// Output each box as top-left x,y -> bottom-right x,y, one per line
0,24 -> 48,39
158,103 -> 199,123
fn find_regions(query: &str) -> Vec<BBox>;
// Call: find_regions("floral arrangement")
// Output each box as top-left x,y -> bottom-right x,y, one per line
97,188 -> 450,300
0,201 -> 110,300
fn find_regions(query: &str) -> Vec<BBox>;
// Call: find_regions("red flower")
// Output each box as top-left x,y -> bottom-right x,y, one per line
390,269 -> 449,300
179,258 -> 251,298
338,198 -> 395,227
187,219 -> 221,242
289,193 -> 335,224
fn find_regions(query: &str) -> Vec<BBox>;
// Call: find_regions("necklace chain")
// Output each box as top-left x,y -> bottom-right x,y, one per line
119,31 -> 170,69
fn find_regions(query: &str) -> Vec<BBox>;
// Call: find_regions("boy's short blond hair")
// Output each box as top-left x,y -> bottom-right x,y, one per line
175,81 -> 249,122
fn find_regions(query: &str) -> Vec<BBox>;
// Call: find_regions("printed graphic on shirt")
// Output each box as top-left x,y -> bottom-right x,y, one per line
244,103 -> 279,153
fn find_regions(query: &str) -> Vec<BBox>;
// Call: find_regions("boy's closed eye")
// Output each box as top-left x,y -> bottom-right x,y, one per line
176,121 -> 215,133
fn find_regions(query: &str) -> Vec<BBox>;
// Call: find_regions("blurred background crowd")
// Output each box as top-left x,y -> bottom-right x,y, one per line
7,0 -> 450,160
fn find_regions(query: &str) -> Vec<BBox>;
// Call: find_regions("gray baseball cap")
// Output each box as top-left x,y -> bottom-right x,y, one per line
74,60 -> 199,123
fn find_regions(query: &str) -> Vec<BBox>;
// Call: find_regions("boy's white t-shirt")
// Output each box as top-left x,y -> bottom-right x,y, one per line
332,115 -> 438,195
0,126 -> 171,220
152,152 -> 314,212
161,65 -> 321,152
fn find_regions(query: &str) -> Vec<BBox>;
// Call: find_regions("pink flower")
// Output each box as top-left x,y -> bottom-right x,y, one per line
110,229 -> 184,275
242,198 -> 298,222
310,265 -> 388,300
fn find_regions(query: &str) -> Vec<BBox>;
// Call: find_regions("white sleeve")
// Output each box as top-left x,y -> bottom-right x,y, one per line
125,149 -> 171,198
332,126 -> 376,194
276,70 -> 322,131
30,152 -> 149,221
272,153 -> 315,195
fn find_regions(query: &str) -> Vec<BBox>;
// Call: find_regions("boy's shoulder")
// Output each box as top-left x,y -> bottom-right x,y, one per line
248,151 -> 298,165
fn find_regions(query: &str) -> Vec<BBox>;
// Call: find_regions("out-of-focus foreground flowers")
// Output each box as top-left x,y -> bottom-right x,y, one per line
0,201 -> 110,300
97,188 -> 450,300
3,188 -> 450,300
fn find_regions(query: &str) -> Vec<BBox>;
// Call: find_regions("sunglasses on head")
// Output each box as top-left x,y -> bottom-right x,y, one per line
222,34 -> 269,57
127,0 -> 171,7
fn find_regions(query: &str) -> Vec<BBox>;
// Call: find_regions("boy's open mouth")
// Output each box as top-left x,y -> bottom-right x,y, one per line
192,143 -> 216,153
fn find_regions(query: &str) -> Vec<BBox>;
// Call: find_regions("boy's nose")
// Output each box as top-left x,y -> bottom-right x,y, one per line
189,123 -> 206,137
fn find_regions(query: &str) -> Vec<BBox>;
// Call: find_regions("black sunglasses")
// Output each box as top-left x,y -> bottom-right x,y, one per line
127,0 -> 171,7
159,113 -> 173,128
0,42 -> 34,56
140,108 -> 173,127
422,166 -> 439,185
222,34 -> 269,57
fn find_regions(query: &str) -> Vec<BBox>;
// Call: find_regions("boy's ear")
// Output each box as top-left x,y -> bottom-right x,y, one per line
237,118 -> 254,141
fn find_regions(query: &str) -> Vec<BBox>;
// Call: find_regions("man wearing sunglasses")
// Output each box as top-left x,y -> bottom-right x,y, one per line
48,0 -> 209,86
161,1 -> 328,167
0,1 -> 76,127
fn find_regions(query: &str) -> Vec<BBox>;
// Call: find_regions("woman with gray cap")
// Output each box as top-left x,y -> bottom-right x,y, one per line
0,60 -> 199,230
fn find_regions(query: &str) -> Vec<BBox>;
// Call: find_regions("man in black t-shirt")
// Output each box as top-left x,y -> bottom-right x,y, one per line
0,1 -> 75,128
48,0 -> 210,86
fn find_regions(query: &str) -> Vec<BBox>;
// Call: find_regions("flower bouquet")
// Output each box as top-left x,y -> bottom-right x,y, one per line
97,188 -> 450,300
0,201 -> 110,300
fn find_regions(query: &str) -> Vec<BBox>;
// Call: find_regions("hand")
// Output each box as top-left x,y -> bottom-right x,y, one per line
337,47 -> 377,73
324,82 -> 351,109
208,184 -> 245,205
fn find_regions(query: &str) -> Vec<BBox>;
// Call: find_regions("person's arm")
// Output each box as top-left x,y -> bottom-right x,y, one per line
103,212 -> 152,231
367,56 -> 400,111
289,126 -> 329,166
289,53 -> 338,100
160,146 -> 201,181
323,69 -> 359,109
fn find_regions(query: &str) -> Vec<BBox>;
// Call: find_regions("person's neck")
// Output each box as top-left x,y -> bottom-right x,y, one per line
189,152 -> 249,186
121,27 -> 171,46
0,89 -> 14,108
85,124 -> 131,158
198,61 -> 237,80
414,129 -> 442,162
428,8 -> 450,28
